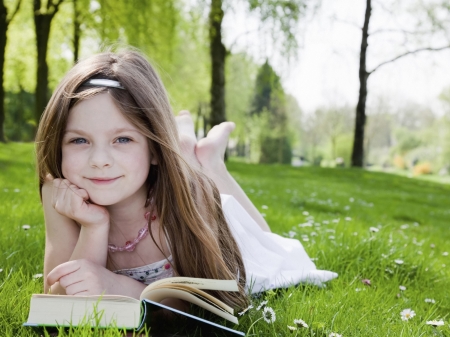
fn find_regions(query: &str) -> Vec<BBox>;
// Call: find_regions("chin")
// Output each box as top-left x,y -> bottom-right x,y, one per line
87,193 -> 122,206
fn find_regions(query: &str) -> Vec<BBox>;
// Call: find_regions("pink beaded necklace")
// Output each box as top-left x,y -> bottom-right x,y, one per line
108,211 -> 156,253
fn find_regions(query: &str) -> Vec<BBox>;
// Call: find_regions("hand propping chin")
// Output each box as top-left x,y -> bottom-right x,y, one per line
51,178 -> 109,227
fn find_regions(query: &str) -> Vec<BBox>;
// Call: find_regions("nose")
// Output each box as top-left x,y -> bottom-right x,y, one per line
88,144 -> 114,168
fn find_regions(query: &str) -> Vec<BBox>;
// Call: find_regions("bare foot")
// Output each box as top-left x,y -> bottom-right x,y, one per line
196,121 -> 235,171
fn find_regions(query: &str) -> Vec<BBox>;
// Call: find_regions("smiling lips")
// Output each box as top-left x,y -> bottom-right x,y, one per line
88,177 -> 121,185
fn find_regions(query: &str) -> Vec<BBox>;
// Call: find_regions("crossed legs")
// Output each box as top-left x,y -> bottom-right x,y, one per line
175,111 -> 271,232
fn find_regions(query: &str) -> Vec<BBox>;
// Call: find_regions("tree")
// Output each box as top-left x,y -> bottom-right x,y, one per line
251,60 -> 291,164
350,0 -> 450,167
33,0 -> 65,125
316,106 -> 353,160
208,0 -> 309,130
0,0 -> 21,142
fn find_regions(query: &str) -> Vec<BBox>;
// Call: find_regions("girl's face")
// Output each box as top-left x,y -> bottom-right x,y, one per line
62,92 -> 155,206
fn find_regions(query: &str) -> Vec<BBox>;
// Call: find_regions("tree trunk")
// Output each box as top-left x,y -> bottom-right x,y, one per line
208,0 -> 226,129
0,1 -> 7,142
34,1 -> 53,126
351,0 -> 371,167
73,0 -> 80,63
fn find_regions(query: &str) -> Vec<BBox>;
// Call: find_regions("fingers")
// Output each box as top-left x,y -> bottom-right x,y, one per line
52,179 -> 90,212
47,260 -> 81,287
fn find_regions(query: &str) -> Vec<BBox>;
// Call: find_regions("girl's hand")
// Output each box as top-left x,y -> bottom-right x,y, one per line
51,177 -> 109,228
47,259 -> 116,296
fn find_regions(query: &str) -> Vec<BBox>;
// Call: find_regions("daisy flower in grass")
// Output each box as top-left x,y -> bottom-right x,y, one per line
238,304 -> 253,316
287,325 -> 297,333
256,300 -> 268,311
293,318 -> 308,328
426,320 -> 444,327
399,285 -> 406,291
262,306 -> 276,323
400,308 -> 416,321
425,298 -> 436,304
329,333 -> 342,337
394,259 -> 404,265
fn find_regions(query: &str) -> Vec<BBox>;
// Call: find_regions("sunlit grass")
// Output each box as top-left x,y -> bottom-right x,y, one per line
0,143 -> 449,336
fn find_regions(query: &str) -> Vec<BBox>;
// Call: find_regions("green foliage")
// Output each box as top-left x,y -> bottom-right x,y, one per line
393,128 -> 422,155
259,135 -> 292,164
247,0 -> 308,55
225,52 -> 258,143
4,90 -> 35,141
1,143 -> 450,336
251,61 -> 292,164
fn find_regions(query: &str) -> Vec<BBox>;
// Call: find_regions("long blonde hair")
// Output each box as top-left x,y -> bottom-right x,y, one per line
35,49 -> 247,308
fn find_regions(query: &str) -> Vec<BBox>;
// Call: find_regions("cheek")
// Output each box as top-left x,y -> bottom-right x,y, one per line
61,149 -> 83,182
126,150 -> 151,179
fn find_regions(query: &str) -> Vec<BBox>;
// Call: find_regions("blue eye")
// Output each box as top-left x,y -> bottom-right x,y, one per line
71,138 -> 87,144
116,137 -> 131,144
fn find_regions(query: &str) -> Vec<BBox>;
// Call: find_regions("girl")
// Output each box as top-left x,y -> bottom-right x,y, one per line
36,49 -> 336,311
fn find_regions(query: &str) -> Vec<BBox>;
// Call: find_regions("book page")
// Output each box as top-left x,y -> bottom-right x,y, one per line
142,277 -> 239,293
142,288 -> 238,324
148,284 -> 234,314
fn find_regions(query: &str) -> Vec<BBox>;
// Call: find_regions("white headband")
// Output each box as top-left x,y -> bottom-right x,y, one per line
82,79 -> 125,89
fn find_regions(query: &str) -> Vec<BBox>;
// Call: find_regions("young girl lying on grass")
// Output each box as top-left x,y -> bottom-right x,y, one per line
36,49 -> 337,311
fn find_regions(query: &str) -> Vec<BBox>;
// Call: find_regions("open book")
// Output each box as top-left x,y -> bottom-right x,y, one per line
24,277 -> 245,336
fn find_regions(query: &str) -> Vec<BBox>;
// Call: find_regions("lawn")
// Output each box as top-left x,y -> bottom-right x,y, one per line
0,142 -> 449,336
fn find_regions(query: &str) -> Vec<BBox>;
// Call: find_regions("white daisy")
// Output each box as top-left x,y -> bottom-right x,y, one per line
287,325 -> 297,333
256,300 -> 268,311
302,211 -> 309,216
400,308 -> 416,321
329,333 -> 342,337
238,304 -> 253,316
394,259 -> 404,265
399,285 -> 406,291
443,252 -> 448,256
369,227 -> 379,233
262,306 -> 276,323
426,320 -> 444,327
33,273 -> 43,279
345,217 -> 352,221
293,318 -> 308,328
22,224 -> 31,230
262,205 -> 268,210
425,298 -> 436,304
349,197 -> 354,202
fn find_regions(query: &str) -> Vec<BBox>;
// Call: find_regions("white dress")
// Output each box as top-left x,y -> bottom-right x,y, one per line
220,194 -> 338,294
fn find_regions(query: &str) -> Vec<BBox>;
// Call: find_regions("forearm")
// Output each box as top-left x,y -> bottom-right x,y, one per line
107,273 -> 148,299
69,224 -> 109,266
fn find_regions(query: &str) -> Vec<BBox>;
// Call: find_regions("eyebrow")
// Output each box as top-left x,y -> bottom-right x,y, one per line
64,128 -> 140,135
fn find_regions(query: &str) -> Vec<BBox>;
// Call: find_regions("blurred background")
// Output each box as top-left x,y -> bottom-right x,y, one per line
1,0 -> 450,182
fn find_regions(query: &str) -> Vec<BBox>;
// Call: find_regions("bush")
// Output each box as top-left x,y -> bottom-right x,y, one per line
259,135 -> 292,164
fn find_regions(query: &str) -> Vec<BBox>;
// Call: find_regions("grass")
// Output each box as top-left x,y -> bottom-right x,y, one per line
0,142 -> 449,336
